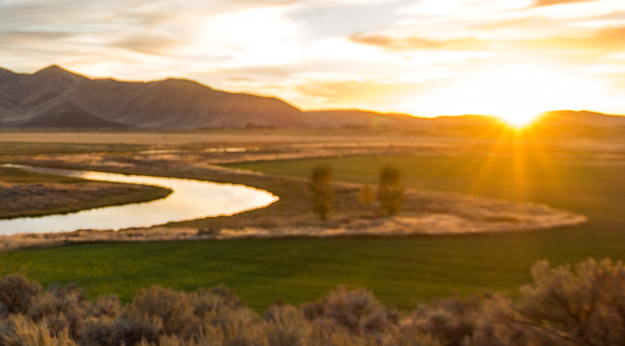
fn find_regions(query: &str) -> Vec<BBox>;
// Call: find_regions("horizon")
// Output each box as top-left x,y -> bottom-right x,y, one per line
3,63 -> 620,123
2,0 -> 625,125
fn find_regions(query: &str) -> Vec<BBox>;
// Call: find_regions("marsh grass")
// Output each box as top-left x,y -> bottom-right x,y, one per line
0,167 -> 171,220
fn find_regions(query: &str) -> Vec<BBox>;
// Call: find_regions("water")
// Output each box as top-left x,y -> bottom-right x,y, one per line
0,165 -> 279,235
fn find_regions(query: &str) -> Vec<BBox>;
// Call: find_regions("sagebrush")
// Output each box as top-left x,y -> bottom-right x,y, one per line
1,258 -> 624,346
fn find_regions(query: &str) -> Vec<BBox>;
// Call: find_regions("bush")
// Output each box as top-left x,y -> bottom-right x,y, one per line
0,275 -> 41,316
2,258 -> 625,346
377,166 -> 404,216
500,258 -> 625,346
3,315 -> 77,346
309,166 -> 334,220
263,305 -> 311,346
302,286 -> 397,337
131,286 -> 196,337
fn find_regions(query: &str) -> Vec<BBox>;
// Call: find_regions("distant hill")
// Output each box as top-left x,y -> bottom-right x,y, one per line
303,109 -> 431,128
537,110 -> 625,127
0,65 -> 623,130
0,65 -> 303,129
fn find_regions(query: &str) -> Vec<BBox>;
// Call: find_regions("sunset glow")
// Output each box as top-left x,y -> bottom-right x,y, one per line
431,63 -> 597,126
1,0 -> 624,117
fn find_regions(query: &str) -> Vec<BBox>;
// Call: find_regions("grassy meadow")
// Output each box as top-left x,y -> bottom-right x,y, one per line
1,151 -> 625,311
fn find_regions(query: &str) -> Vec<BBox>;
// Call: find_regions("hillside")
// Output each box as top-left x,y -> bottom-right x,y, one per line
1,65 -> 623,130
537,110 -> 625,127
0,65 -> 304,129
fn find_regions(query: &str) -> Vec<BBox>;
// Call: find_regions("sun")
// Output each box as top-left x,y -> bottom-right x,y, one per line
424,63 -> 595,128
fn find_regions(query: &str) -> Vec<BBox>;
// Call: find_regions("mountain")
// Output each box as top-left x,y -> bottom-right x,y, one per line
536,110 -> 625,127
0,65 -> 304,129
0,65 -> 623,130
303,109 -> 431,128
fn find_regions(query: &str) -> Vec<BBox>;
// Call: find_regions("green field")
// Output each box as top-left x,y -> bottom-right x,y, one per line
1,154 -> 624,311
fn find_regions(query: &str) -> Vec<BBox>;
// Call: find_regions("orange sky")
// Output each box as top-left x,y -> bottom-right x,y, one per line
2,0 -> 624,121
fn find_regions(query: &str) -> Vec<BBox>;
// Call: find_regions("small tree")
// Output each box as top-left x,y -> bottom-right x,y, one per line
377,165 -> 404,216
359,183 -> 376,208
309,166 -> 334,220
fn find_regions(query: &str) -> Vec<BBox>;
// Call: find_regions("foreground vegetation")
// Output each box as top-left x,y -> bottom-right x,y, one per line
0,167 -> 171,219
1,136 -> 624,316
0,234 -> 617,313
1,258 -> 623,346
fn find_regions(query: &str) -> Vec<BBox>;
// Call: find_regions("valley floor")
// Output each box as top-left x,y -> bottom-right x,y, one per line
0,129 -> 624,309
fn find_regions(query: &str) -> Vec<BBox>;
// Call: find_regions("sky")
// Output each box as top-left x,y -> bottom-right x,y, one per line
1,0 -> 625,120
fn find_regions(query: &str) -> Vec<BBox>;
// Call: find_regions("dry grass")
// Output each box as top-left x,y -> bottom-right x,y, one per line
0,165 -> 172,220
0,181 -> 170,220
0,154 -> 586,252
0,130 -> 602,252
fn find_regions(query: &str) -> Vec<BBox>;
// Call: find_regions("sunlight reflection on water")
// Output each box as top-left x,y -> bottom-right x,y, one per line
0,165 -> 278,235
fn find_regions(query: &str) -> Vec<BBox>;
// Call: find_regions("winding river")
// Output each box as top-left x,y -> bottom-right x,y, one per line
0,165 -> 279,235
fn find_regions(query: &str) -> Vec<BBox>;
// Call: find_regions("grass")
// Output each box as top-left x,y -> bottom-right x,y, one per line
226,155 -> 625,231
0,234 -> 572,312
1,153 -> 625,311
0,166 -> 87,184
0,141 -> 148,155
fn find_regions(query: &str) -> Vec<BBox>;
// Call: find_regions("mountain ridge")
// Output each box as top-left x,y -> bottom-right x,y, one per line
0,65 -> 304,129
0,65 -> 623,130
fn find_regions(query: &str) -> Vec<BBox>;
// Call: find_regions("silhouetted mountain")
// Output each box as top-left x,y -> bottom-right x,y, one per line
0,65 -> 303,129
0,65 -> 623,130
19,103 -> 128,128
303,109 -> 431,128
537,110 -> 625,127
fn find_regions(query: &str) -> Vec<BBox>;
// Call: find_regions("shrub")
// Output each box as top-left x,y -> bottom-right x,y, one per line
111,317 -> 160,346
0,275 -> 41,315
302,286 -> 397,337
27,283 -> 92,339
90,295 -> 123,319
189,286 -> 244,318
2,259 -> 625,346
309,166 -> 334,220
377,166 -> 404,216
131,286 -> 196,337
383,326 -> 442,346
501,258 -> 625,346
2,315 -> 77,346
263,305 -> 311,346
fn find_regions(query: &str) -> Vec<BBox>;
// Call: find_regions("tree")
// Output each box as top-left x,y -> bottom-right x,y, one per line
359,183 -> 376,208
309,166 -> 334,220
377,165 -> 404,216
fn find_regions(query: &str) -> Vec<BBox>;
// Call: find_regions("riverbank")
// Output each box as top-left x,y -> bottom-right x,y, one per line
0,166 -> 171,220
0,157 -> 586,251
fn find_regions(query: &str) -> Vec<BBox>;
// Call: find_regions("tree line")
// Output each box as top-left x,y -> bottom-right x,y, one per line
309,165 -> 405,220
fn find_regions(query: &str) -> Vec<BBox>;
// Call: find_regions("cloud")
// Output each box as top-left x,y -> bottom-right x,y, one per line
111,34 -> 186,56
351,25 -> 625,54
1,0 -> 625,116
533,0 -> 596,6
519,26 -> 625,51
1,31 -> 73,44
350,33 -> 485,50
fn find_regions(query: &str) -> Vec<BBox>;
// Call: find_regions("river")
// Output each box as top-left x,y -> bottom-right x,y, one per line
0,165 -> 278,235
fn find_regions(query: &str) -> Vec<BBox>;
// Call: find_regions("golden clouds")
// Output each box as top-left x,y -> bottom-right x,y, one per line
1,0 -> 624,116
